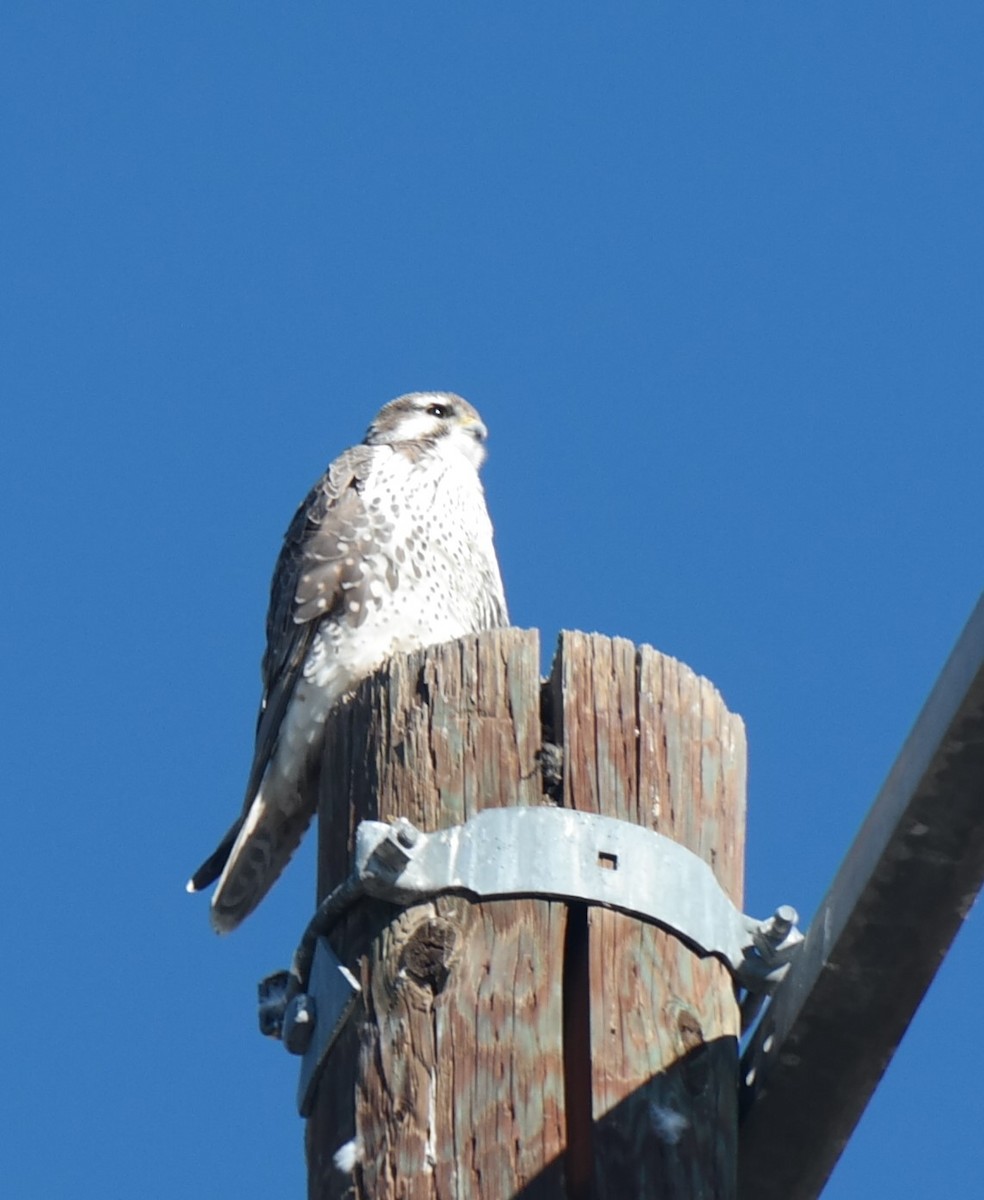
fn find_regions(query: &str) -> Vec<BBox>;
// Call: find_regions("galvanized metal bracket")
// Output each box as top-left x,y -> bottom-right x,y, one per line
260,806 -> 803,1115
348,808 -> 802,989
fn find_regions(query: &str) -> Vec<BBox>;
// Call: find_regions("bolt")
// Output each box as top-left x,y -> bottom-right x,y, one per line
760,905 -> 798,947
284,993 -> 317,1055
396,820 -> 420,849
257,968 -> 291,1039
774,903 -> 798,929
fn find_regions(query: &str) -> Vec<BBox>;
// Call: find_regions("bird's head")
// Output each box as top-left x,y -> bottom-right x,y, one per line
365,392 -> 490,470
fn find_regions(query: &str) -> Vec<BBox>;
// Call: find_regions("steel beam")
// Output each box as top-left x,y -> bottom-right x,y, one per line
739,593 -> 984,1200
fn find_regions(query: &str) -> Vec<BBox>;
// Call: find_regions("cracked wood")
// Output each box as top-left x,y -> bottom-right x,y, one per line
307,628 -> 746,1200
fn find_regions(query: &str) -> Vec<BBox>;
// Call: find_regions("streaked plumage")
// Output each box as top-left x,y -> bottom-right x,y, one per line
187,392 -> 508,932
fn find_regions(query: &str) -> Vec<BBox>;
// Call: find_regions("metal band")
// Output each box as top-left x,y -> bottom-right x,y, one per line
349,807 -> 800,990
261,806 -> 803,1114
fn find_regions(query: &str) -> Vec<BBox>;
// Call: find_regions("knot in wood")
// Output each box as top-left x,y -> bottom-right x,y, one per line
676,1009 -> 705,1055
676,1007 -> 716,1098
398,916 -> 458,993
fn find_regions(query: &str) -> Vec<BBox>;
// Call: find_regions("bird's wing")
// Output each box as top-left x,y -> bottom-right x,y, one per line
187,443 -> 379,898
247,442 -> 381,802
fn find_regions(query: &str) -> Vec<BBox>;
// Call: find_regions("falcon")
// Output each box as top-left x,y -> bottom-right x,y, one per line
187,392 -> 509,932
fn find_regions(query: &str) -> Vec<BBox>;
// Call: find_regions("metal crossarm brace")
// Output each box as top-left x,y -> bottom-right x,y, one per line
261,806 -> 803,1115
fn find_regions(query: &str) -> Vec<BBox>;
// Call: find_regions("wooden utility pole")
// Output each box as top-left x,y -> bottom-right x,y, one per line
305,628 -> 746,1199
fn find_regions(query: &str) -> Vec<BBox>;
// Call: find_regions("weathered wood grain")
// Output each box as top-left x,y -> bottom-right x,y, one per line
307,629 -> 569,1199
307,629 -> 746,1199
547,633 -> 746,1199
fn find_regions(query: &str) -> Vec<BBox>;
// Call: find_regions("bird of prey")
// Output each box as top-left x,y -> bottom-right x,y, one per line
187,392 -> 509,932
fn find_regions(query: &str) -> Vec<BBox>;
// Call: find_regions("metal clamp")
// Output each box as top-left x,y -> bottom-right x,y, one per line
260,806 -> 803,1114
260,941 -> 362,1116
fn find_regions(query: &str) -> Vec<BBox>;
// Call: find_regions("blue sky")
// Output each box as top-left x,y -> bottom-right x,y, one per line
3,4 -> 983,1196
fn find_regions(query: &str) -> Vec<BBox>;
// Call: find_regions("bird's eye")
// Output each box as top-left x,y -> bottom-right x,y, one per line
426,403 -> 451,419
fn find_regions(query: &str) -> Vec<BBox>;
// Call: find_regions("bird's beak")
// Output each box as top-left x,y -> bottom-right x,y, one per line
459,415 -> 488,443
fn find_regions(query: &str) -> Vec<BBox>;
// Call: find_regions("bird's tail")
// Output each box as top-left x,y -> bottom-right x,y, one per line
193,790 -> 318,934
186,819 -> 241,895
